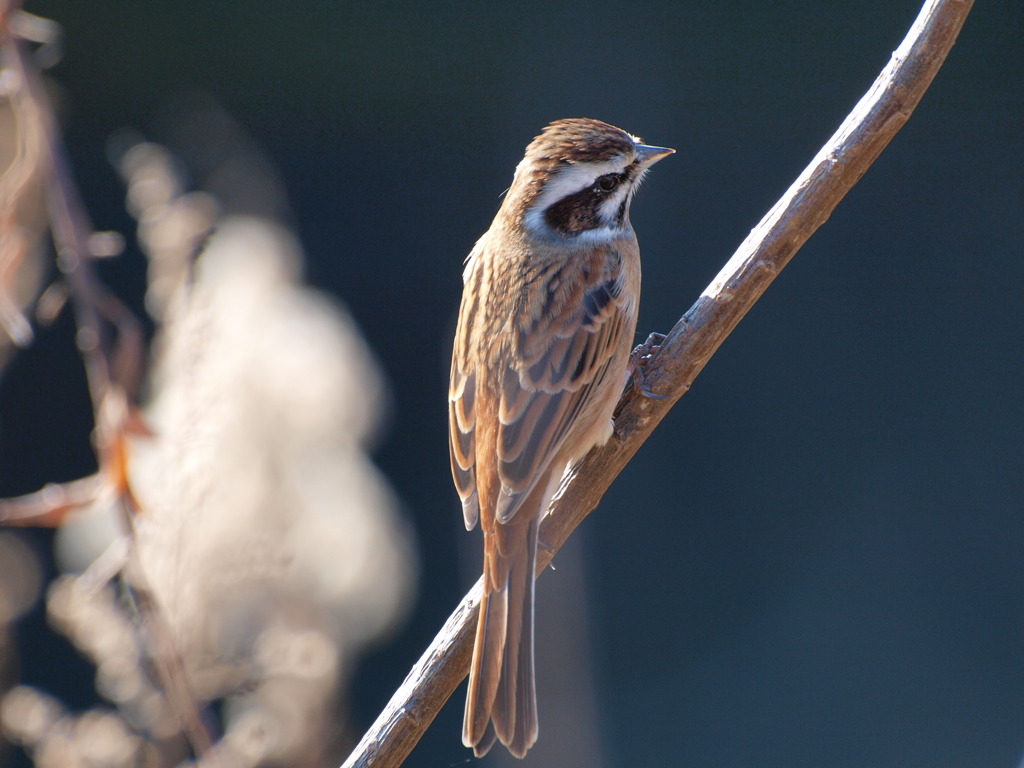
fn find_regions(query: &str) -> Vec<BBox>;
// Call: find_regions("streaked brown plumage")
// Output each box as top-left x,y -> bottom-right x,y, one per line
449,118 -> 672,758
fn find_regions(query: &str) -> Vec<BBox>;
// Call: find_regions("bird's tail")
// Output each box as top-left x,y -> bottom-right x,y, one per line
463,513 -> 539,758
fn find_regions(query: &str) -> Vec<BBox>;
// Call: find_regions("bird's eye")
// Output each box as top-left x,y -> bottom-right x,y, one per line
595,174 -> 620,192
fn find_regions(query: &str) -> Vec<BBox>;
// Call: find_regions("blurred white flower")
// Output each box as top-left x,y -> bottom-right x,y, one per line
34,134 -> 418,767
126,215 -> 415,762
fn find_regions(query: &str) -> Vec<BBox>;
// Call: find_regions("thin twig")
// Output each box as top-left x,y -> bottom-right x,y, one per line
2,0 -> 102,401
341,1 -> 975,766
120,539 -> 218,756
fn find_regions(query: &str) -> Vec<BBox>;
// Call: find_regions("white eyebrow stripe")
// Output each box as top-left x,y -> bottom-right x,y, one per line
533,162 -> 607,207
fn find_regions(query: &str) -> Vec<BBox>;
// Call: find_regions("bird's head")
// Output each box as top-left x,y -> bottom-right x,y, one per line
501,118 -> 673,242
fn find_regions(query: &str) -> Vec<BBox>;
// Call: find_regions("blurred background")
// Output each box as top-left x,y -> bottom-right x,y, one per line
0,1 -> 1022,766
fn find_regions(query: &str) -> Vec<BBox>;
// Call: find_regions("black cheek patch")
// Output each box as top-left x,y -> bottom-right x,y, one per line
544,187 -> 604,235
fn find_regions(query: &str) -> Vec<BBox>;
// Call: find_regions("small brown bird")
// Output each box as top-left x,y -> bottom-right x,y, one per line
449,118 -> 673,758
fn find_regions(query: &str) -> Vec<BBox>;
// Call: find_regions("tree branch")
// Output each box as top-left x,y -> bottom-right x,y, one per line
342,1 -> 975,766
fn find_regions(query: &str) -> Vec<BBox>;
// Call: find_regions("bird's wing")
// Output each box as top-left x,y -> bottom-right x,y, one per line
449,247 -> 630,529
449,352 -> 479,529
493,269 -> 627,523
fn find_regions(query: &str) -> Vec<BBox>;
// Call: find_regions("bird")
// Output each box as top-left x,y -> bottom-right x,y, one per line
449,118 -> 673,758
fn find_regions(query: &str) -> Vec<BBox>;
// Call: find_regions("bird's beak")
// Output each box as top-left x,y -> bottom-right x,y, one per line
634,144 -> 675,166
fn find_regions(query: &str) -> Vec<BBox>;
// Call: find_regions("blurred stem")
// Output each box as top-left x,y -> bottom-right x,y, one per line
1,0 -> 112,409
0,2 -> 213,758
120,542 -> 218,757
340,0 -> 976,766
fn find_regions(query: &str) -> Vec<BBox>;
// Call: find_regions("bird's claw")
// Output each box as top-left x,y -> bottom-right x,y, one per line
628,332 -> 669,400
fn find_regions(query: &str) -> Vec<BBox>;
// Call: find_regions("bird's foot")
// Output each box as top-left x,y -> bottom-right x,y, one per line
627,332 -> 669,399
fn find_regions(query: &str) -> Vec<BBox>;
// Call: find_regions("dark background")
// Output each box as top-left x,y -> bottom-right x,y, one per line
2,1 -> 1022,767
